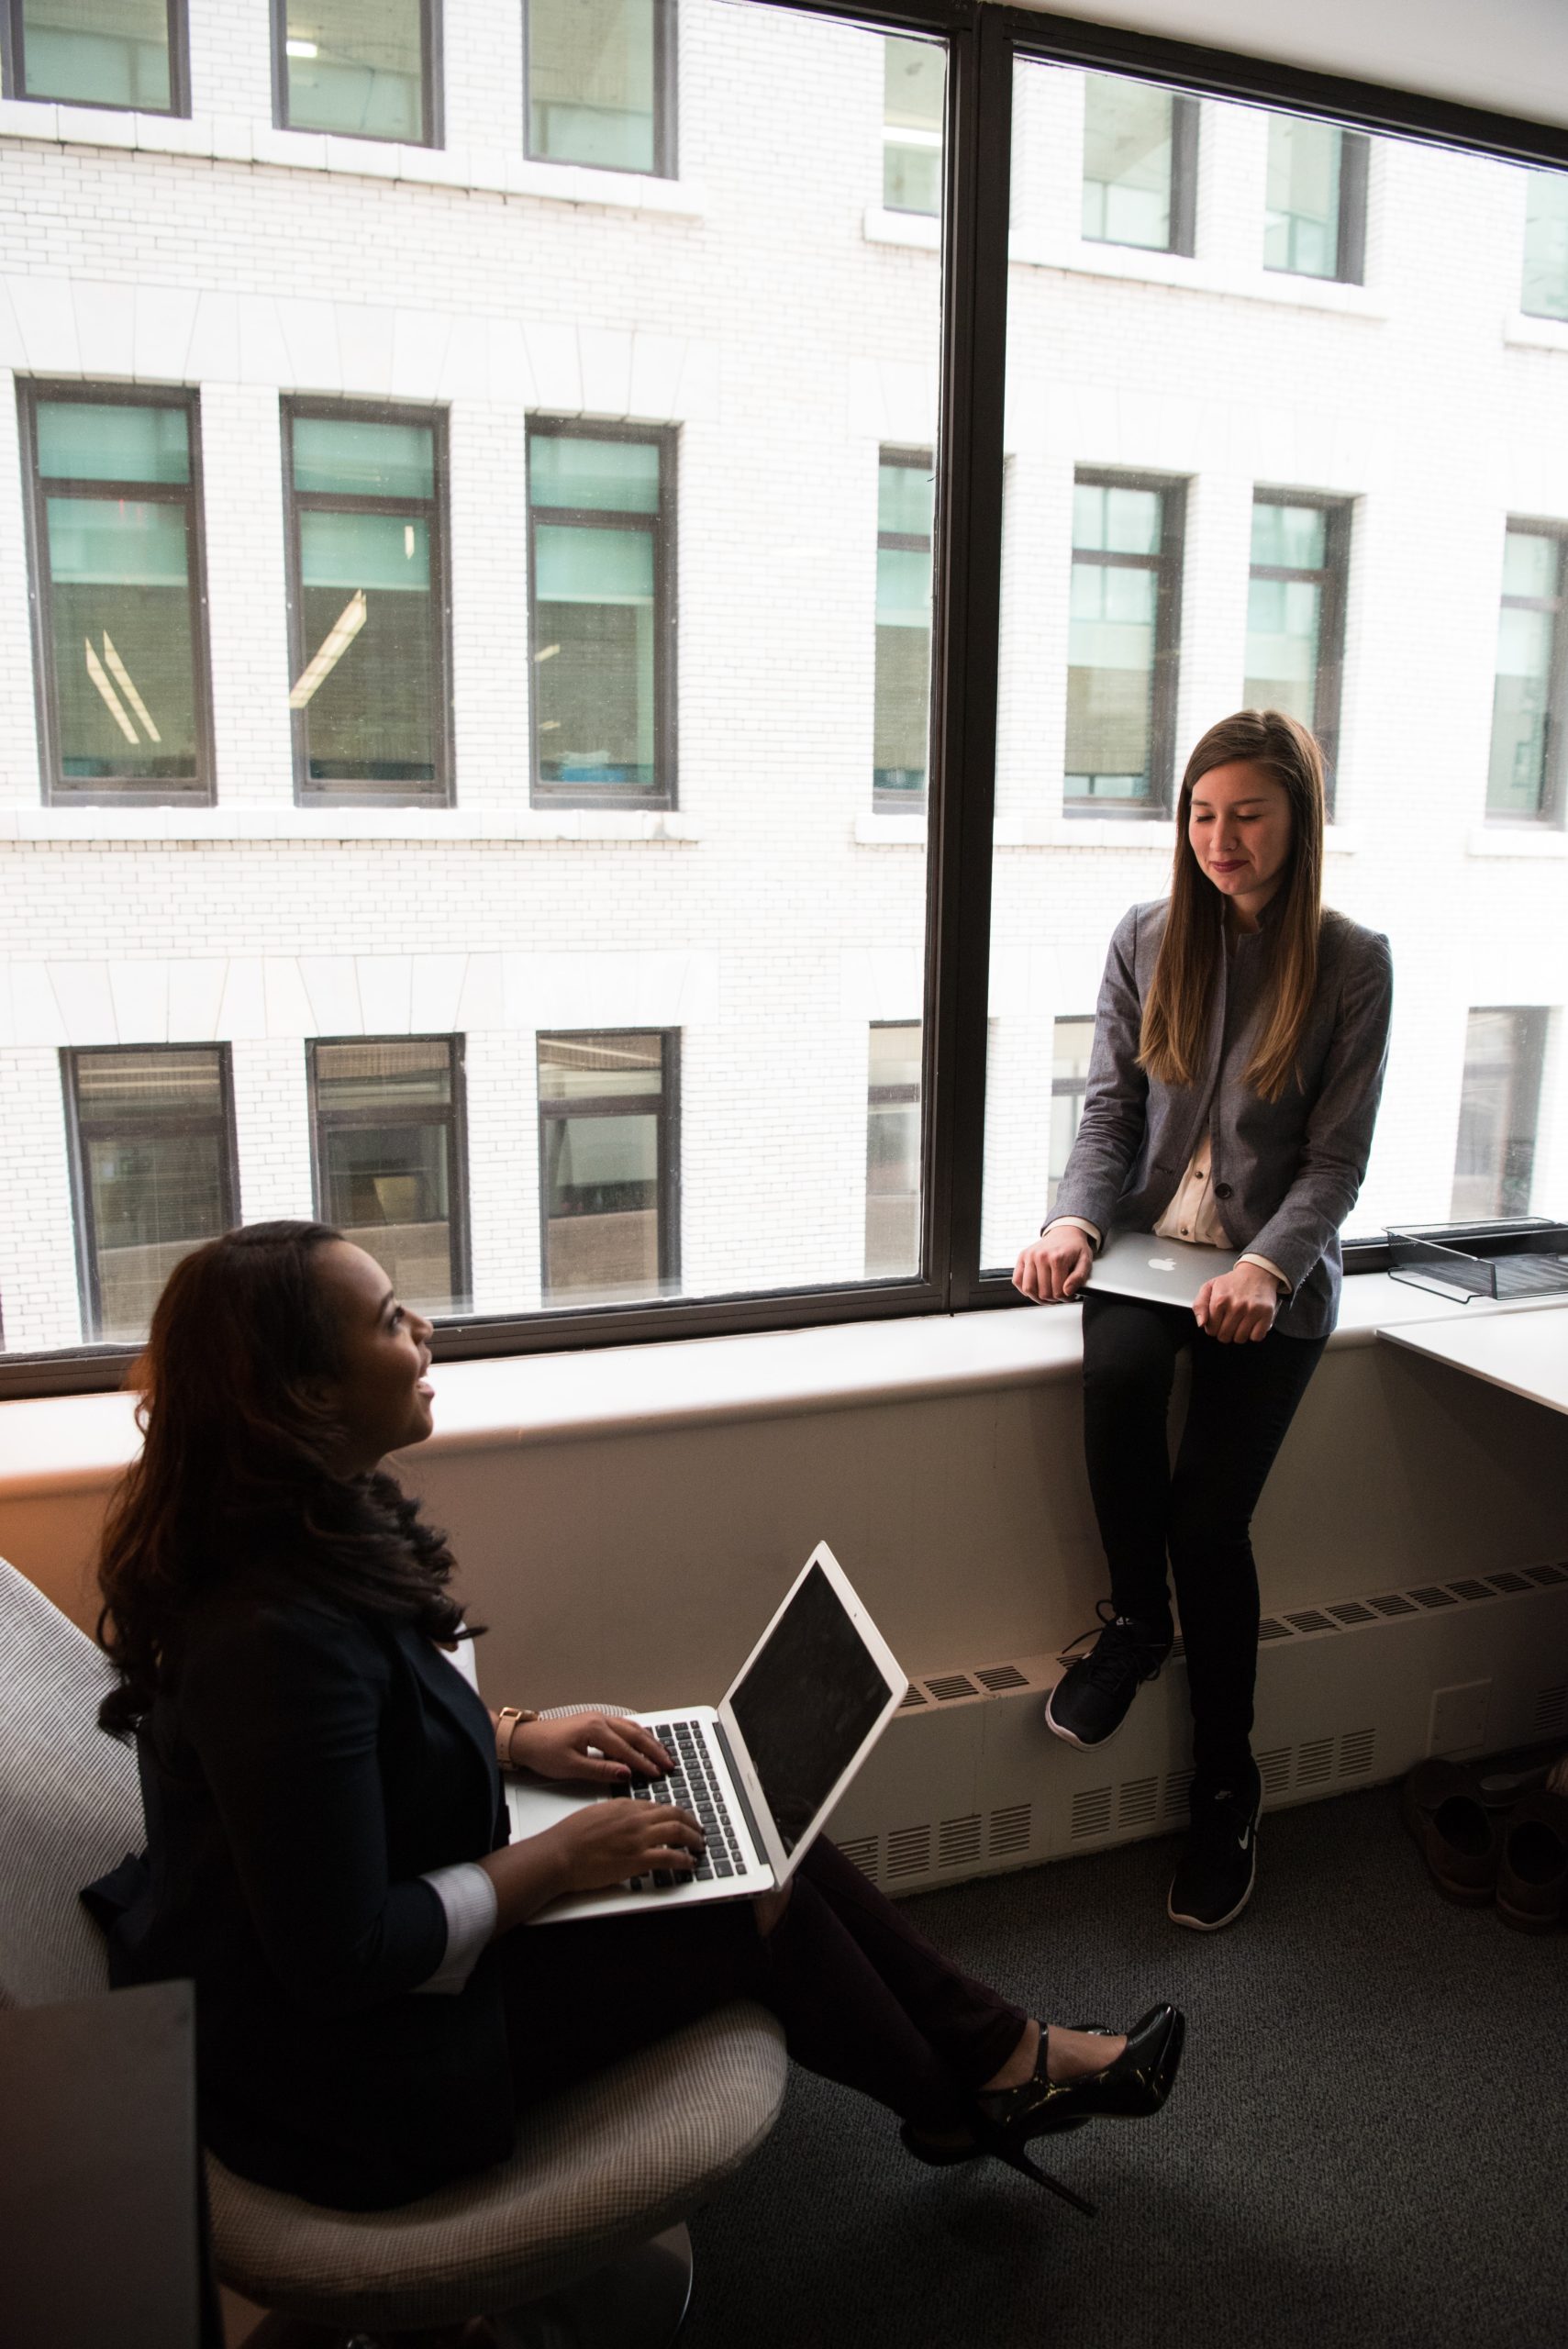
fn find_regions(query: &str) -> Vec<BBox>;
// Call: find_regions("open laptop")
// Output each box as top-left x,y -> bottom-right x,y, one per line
507,1542 -> 906,1923
1086,1228 -> 1238,1309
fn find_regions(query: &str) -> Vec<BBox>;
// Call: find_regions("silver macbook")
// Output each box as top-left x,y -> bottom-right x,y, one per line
1086,1229 -> 1238,1308
507,1542 -> 906,1923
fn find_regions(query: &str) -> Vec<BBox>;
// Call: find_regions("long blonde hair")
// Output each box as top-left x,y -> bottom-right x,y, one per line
1139,709 -> 1325,1104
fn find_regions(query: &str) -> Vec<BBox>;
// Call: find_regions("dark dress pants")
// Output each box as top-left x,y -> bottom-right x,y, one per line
501,1837 -> 1027,2129
1080,1289 -> 1327,1783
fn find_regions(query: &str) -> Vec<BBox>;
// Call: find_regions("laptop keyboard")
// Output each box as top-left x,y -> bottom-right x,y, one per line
615,1717 -> 749,1889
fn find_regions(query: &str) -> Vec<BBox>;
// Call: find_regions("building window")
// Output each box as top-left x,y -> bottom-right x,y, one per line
865,1023 -> 920,1276
525,0 -> 673,177
22,385 -> 211,804
1522,170 -> 1568,321
1047,1018 -> 1095,1213
1081,75 -> 1196,256
273,1 -> 437,146
64,1046 -> 237,1343
309,1037 -> 468,1314
1263,116 -> 1368,284
6,0 -> 184,114
874,451 -> 934,808
1451,1008 -> 1550,1219
1487,525 -> 1567,823
538,1031 -> 678,1304
883,32 -> 943,217
284,402 -> 450,805
1066,473 -> 1184,812
528,425 -> 673,807
1245,494 -> 1351,791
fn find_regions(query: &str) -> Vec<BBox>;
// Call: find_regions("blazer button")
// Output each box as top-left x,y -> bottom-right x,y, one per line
1214,1182 -> 1233,1199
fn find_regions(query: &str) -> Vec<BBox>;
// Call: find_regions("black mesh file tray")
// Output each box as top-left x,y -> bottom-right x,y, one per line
1386,1219 -> 1568,1304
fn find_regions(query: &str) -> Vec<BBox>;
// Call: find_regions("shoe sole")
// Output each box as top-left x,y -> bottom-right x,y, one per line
1043,1685 -> 1128,1751
1166,1839 -> 1257,1932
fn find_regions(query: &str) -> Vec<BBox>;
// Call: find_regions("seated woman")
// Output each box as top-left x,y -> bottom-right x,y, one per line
87,1220 -> 1184,2224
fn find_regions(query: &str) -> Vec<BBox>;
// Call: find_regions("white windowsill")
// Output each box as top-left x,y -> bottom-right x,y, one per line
0,807 -> 702,844
1503,311 -> 1568,353
1006,236 -> 1386,318
0,1275 -> 1516,1502
0,96 -> 705,214
1466,823 -> 1568,856
854,812 -> 927,846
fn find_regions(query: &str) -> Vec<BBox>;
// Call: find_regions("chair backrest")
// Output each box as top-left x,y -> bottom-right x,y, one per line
0,1557 -> 142,2009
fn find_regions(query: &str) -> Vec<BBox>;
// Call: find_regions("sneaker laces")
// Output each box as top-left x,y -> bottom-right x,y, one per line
1057,1599 -> 1170,1692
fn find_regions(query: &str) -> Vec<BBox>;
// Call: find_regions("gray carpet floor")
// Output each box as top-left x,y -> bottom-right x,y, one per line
682,1787 -> 1568,2349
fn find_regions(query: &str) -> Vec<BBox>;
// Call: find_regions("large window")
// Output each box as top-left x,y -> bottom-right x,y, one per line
1047,1019 -> 1095,1215
1486,526 -> 1567,824
284,402 -> 450,805
538,1032 -> 679,1305
274,2 -> 436,145
526,0 -> 673,176
1262,117 -> 1367,283
1451,1009 -> 1551,1219
1065,473 -> 1184,812
1521,171 -> 1568,322
22,385 -> 210,804
874,451 -> 934,807
1081,75 -> 1195,255
64,1048 -> 237,1343
528,425 -> 673,807
6,0 -> 183,113
883,32 -> 944,216
310,1039 -> 468,1315
1245,494 -> 1350,793
865,1024 -> 920,1276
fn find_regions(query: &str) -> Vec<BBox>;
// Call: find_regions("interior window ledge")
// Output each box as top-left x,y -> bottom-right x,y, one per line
863,206 -> 941,252
0,808 -> 702,845
1466,822 -> 1568,856
0,1275 -> 1502,1499
1504,310 -> 1568,351
1006,239 -> 1385,318
0,100 -> 705,213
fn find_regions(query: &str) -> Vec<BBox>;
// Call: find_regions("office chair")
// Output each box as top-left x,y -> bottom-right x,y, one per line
0,1554 -> 787,2345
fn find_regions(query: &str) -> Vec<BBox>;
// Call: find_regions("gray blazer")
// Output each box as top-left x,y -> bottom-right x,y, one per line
1049,898 -> 1394,1339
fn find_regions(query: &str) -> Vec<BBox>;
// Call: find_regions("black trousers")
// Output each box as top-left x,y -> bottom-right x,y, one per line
500,1838 -> 1027,2129
1081,1289 -> 1327,1784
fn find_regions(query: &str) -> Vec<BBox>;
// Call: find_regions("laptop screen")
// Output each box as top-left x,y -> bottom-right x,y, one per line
728,1561 -> 892,1853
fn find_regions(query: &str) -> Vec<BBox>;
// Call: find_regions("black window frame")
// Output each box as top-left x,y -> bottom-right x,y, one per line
873,445 -> 935,812
19,378 -> 216,808
62,1042 -> 239,1344
1065,465 -> 1186,818
17,0 -> 1568,1391
527,417 -> 677,812
1262,114 -> 1369,285
536,1028 -> 681,1304
1079,74 -> 1199,259
2,0 -> 190,117
523,0 -> 677,180
307,1032 -> 472,1310
281,394 -> 454,809
1247,487 -> 1351,810
1485,518 -> 1568,827
270,0 -> 443,148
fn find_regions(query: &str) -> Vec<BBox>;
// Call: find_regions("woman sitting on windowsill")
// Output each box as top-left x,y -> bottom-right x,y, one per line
83,1220 -> 1184,2227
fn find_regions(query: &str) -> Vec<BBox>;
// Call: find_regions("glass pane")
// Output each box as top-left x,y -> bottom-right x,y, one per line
539,1031 -> 664,1098
874,620 -> 930,796
1066,557 -> 1157,797
315,1038 -> 452,1109
1501,529 -> 1559,602
534,523 -> 655,786
1244,573 -> 1322,724
1073,482 -> 1161,555
1486,603 -> 1553,817
542,1110 -> 661,1297
1082,76 -> 1174,251
1522,170 -> 1568,322
47,495 -> 198,783
75,1048 -> 224,1119
76,1049 -> 229,1343
38,400 -> 189,486
529,433 -> 661,515
284,0 -> 426,142
292,415 -> 435,501
878,459 -> 934,540
883,34 -> 944,217
1251,501 -> 1326,571
1451,1010 -> 1545,1219
321,1121 -> 456,1312
295,512 -> 435,786
528,0 -> 657,174
18,0 -> 172,111
868,1022 -> 921,1091
1264,115 -> 1343,278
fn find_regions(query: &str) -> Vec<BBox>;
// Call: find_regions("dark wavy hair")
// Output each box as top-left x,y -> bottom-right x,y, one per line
96,1220 -> 470,1740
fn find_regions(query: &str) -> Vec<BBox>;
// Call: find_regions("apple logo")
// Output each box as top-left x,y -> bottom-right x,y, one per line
1148,1256 -> 1175,1271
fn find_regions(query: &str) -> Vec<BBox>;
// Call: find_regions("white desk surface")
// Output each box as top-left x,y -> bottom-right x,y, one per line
1377,1302 -> 1568,1417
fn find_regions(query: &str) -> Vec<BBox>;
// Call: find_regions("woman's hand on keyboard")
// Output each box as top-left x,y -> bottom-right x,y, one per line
543,1800 -> 706,1895
506,1710 -> 674,1785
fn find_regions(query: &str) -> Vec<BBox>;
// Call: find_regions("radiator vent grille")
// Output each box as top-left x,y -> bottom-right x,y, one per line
1296,1736 -> 1334,1787
1169,1635 -> 1186,1659
1340,1728 -> 1376,1777
885,1825 -> 931,1879
925,1673 -> 979,1703
896,1683 -> 927,1710
1449,1578 -> 1494,1603
988,1802 -> 1032,1856
975,1663 -> 1029,1693
1487,1572 -> 1531,1593
1071,1787 -> 1113,1840
1258,1747 -> 1292,1797
1329,1600 -> 1375,1624
1286,1609 -> 1333,1634
1258,1617 -> 1292,1642
938,1814 -> 983,1870
1410,1586 -> 1459,1610
1533,1686 -> 1568,1740
1118,1775 -> 1159,1829
837,1835 -> 879,1882
1163,1768 -> 1194,1821
1528,1564 -> 1568,1586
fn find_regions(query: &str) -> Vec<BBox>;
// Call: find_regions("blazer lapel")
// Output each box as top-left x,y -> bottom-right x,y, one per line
405,1629 -> 500,1830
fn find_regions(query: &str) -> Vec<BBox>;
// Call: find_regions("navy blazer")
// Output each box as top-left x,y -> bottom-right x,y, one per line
86,1591 -> 515,2210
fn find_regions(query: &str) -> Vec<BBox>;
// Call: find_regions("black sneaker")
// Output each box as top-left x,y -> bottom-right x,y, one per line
1043,1602 -> 1172,1749
1167,1766 -> 1262,1932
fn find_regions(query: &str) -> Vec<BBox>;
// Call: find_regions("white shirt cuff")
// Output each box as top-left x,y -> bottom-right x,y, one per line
1046,1215 -> 1102,1249
1238,1252 -> 1292,1295
416,1860 -> 498,1995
